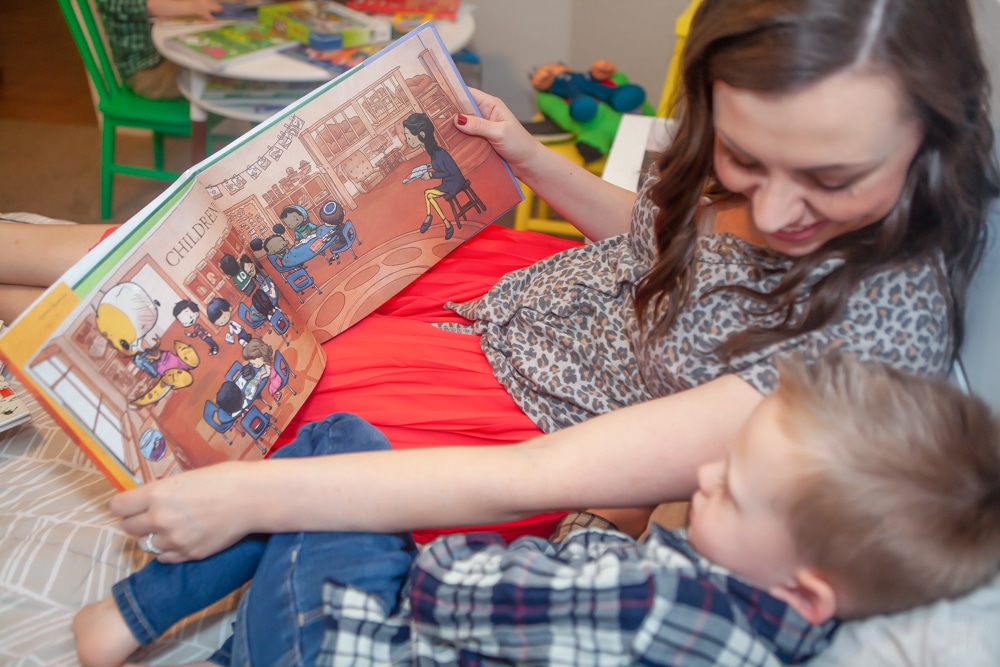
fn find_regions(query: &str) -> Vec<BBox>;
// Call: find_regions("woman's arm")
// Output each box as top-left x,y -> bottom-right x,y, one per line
457,89 -> 636,241
111,375 -> 763,562
0,222 -> 116,323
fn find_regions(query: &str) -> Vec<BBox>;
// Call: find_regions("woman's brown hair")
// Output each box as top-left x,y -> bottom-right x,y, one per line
634,0 -> 999,357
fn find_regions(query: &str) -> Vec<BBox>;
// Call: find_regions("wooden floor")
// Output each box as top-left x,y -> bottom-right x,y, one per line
0,3 -> 96,125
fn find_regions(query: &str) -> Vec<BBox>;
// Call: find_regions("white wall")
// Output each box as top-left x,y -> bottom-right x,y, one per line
966,0 -> 1000,409
468,1 -> 687,119
974,0 -> 1000,126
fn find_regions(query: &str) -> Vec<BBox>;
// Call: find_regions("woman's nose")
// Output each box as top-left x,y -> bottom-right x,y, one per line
750,175 -> 806,233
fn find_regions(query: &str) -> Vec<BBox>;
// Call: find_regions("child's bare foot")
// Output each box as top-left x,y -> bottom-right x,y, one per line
73,597 -> 141,667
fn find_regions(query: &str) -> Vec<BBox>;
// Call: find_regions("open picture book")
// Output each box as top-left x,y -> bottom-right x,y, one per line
0,23 -> 522,489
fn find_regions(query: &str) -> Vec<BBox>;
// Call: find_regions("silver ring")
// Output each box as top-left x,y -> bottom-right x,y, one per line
141,532 -> 164,556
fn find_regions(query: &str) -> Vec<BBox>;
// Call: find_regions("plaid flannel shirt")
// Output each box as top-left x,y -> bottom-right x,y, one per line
94,0 -> 162,79
319,526 -> 839,666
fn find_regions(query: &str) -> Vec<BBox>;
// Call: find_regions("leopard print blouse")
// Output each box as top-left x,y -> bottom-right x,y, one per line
439,175 -> 953,433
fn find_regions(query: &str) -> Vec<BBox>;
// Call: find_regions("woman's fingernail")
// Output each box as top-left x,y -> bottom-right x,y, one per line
456,114 -> 468,126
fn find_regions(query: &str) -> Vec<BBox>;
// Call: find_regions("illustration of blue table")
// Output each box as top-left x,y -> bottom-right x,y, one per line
281,221 -> 360,268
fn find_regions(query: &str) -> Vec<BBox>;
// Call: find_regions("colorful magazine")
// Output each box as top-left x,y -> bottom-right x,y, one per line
345,0 -> 461,21
0,24 -> 522,488
282,41 -> 389,75
161,21 -> 295,73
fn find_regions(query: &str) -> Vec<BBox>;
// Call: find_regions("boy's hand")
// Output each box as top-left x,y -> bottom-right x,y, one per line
110,461 -> 252,562
456,88 -> 544,177
147,0 -> 224,21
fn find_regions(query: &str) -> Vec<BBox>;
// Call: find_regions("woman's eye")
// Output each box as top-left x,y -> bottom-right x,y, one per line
727,153 -> 760,171
815,179 -> 854,192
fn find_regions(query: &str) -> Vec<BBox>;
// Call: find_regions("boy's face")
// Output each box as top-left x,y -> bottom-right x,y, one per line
214,309 -> 231,327
176,308 -> 198,327
686,394 -> 805,589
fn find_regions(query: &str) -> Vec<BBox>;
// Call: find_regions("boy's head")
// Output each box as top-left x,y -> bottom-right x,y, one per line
280,206 -> 305,226
172,299 -> 199,326
206,297 -> 232,326
686,354 -> 1000,624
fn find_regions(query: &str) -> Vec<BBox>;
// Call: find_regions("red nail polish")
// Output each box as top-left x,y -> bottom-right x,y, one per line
456,114 -> 468,126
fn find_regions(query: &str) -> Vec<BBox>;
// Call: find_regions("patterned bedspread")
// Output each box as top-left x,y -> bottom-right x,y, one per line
0,372 -> 239,666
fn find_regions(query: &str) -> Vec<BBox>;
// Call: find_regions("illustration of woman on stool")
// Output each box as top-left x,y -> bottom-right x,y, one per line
402,112 -> 465,240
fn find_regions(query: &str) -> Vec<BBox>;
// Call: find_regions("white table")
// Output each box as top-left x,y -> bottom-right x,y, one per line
152,6 -> 476,162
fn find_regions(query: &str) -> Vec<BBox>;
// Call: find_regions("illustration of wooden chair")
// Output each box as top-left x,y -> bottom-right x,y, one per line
445,179 -> 486,224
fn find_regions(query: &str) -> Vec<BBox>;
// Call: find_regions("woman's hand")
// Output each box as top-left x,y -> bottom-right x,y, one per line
456,88 -> 544,175
110,461 -> 255,563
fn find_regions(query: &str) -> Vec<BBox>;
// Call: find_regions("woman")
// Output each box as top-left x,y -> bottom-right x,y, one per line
105,0 -> 997,554
72,0 -> 999,663
402,111 -> 467,240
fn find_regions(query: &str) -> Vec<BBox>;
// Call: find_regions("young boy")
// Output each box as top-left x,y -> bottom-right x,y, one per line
173,299 -> 219,356
74,354 -> 1000,666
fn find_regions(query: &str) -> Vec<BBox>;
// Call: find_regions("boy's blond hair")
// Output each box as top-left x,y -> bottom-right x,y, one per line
775,354 -> 1000,618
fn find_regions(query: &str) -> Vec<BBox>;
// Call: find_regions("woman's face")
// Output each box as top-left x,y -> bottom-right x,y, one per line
712,70 -> 924,257
403,126 -> 423,149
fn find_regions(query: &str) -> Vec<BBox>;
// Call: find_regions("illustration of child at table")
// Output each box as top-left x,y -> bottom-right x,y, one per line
240,337 -> 283,403
402,112 -> 465,241
279,205 -> 317,242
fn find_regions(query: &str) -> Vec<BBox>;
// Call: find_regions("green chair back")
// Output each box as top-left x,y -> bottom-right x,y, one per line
56,0 -> 192,219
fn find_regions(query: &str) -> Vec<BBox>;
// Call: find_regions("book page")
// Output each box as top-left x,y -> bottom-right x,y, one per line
193,23 -> 522,343
12,184 -> 325,486
0,24 -> 520,489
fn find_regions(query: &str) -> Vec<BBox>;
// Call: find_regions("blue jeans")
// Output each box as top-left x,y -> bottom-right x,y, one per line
113,413 -> 418,667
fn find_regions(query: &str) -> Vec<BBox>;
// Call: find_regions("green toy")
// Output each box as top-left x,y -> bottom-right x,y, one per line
532,62 -> 654,162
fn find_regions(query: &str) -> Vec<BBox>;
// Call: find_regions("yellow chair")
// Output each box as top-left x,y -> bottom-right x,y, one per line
657,0 -> 702,119
514,0 -> 701,239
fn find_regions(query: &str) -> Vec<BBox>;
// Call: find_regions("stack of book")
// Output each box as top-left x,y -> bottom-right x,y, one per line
161,1 -> 391,73
259,1 -> 392,51
161,21 -> 296,73
200,76 -> 321,113
345,0 -> 462,21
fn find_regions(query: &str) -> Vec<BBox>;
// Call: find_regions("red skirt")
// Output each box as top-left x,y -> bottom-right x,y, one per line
273,225 -> 584,543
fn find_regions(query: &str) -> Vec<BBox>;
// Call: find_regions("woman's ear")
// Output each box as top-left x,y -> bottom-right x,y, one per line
768,568 -> 838,625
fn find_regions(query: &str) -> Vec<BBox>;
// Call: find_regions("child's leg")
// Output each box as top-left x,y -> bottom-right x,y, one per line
230,413 -> 418,667
74,536 -> 267,667
426,189 -> 449,222
74,415 -> 375,667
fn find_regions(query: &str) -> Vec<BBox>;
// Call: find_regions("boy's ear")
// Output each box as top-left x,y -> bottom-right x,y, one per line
768,568 -> 838,625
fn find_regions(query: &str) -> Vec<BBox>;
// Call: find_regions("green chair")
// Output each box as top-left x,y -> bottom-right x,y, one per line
56,0 -> 191,219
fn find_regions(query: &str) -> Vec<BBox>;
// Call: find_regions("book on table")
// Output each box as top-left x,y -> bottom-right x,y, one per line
345,0 -> 462,21
161,21 -> 296,73
0,24 -> 522,489
201,76 -> 321,103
